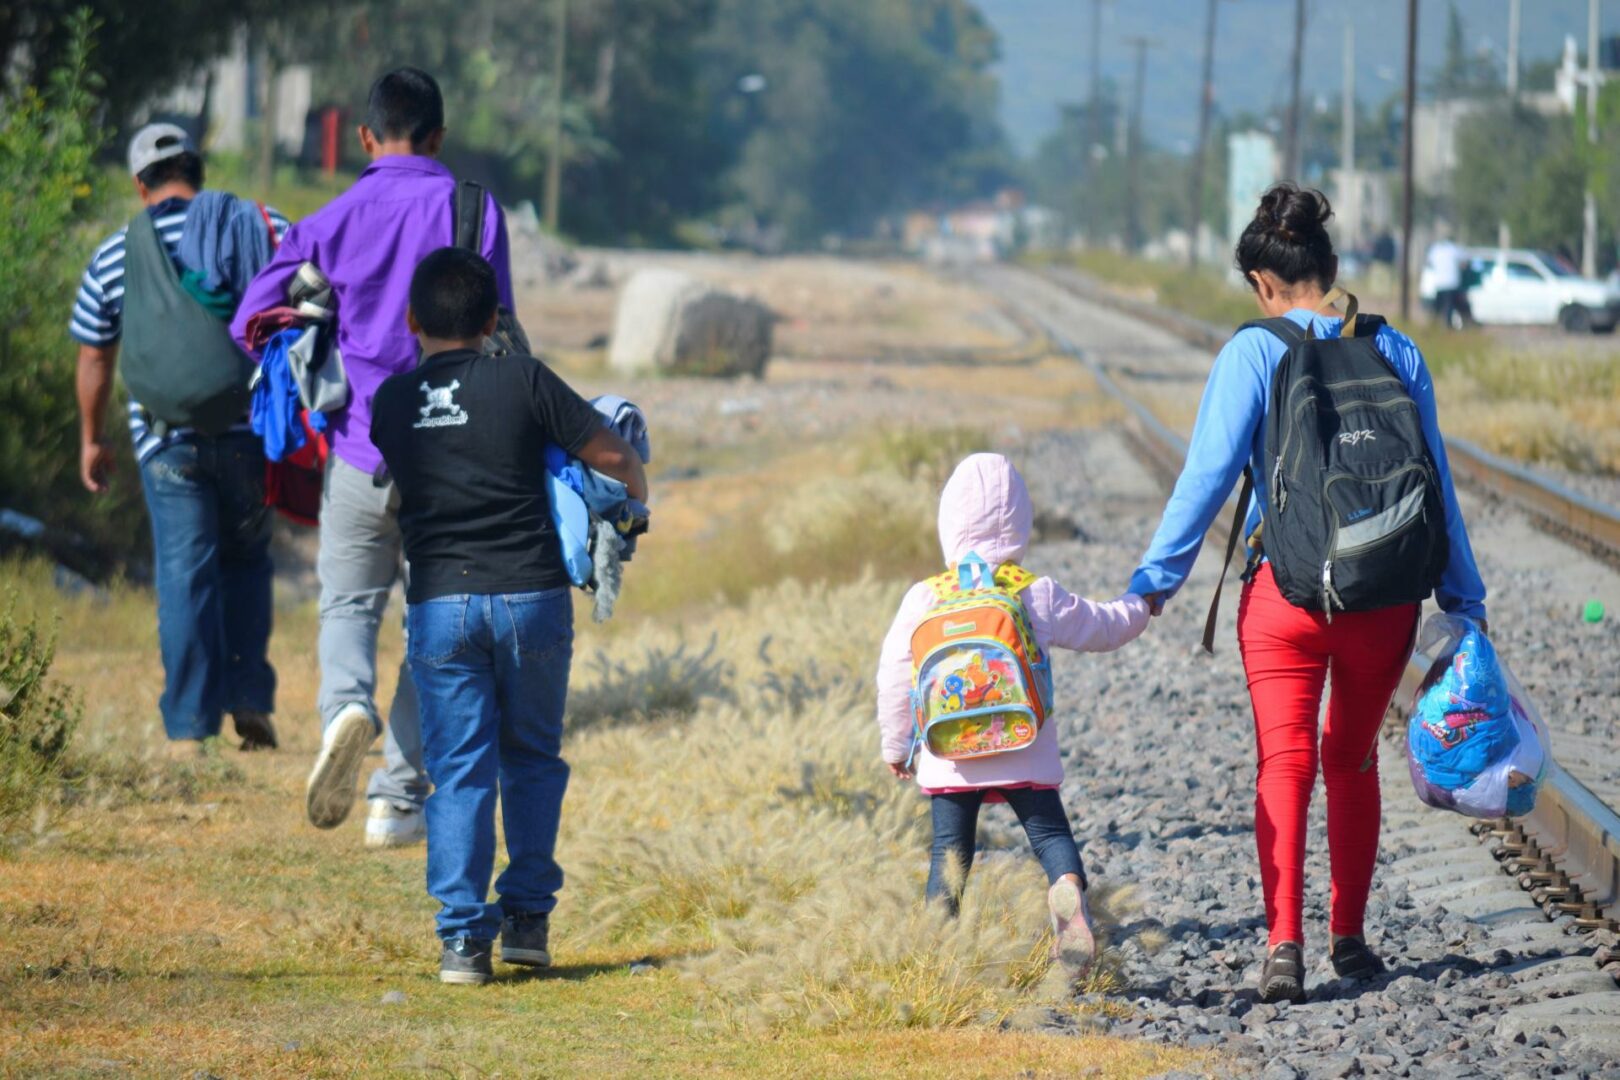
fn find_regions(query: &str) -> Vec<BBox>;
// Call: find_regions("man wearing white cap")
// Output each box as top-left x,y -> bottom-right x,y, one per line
72,123 -> 291,758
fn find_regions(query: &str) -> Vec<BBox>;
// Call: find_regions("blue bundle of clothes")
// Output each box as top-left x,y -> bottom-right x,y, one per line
1406,615 -> 1549,819
546,394 -> 651,622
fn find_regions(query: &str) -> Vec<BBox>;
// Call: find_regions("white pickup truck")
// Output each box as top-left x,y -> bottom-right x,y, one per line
1420,248 -> 1620,333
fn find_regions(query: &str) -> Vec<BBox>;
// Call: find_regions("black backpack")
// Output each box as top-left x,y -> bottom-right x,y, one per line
453,179 -> 532,357
1202,297 -> 1448,651
120,209 -> 255,435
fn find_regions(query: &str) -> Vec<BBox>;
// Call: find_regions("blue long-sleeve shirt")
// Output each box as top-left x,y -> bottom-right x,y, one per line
1127,308 -> 1488,623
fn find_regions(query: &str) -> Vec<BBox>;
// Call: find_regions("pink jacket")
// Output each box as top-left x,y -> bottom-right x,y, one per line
875,453 -> 1150,791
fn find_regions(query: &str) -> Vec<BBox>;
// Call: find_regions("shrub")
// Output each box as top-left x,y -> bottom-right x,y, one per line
0,11 -> 145,569
0,595 -> 81,846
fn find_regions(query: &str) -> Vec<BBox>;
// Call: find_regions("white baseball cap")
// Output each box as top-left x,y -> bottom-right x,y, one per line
127,122 -> 196,177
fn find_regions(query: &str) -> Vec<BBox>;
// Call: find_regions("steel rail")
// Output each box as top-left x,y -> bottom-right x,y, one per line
1034,309 -> 1620,935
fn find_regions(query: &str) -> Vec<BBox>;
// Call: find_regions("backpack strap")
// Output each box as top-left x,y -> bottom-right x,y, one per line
454,179 -> 486,252
257,201 -> 279,251
994,563 -> 1037,593
1201,467 -> 1255,655
924,557 -> 1036,601
1236,316 -> 1307,346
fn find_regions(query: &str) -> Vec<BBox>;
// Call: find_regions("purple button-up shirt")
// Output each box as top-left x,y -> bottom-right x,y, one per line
232,155 -> 514,476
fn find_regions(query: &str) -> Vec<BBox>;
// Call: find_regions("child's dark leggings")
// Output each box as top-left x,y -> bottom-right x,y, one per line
925,787 -> 1086,913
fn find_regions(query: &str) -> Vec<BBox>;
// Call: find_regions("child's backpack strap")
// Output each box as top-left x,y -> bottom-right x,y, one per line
925,555 -> 1036,602
994,563 -> 1036,593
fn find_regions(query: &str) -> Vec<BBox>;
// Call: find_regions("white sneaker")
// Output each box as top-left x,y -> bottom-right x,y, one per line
365,800 -> 426,848
1048,878 -> 1097,979
305,703 -> 376,830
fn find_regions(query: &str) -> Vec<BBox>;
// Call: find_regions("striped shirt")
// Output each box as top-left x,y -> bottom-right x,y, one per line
70,195 -> 291,462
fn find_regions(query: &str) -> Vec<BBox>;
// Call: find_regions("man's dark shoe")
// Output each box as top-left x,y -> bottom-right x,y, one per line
1259,941 -> 1308,1004
500,911 -> 551,968
232,710 -> 278,751
439,937 -> 494,985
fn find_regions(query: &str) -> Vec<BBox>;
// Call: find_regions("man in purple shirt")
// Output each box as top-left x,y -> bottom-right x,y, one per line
233,68 -> 514,849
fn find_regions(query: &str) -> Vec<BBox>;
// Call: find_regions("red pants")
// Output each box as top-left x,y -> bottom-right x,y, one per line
1237,564 -> 1418,947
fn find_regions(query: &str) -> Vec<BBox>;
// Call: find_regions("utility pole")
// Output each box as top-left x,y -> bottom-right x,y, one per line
544,0 -> 569,234
1400,0 -> 1418,321
1124,36 -> 1156,253
1284,0 -> 1307,179
1340,19 -> 1358,248
1583,0 -> 1601,278
1188,0 -> 1225,269
1506,0 -> 1521,99
1089,0 -> 1108,168
1502,0 -> 1521,254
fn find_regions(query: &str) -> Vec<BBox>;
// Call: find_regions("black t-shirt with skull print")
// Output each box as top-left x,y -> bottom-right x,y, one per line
371,348 -> 602,603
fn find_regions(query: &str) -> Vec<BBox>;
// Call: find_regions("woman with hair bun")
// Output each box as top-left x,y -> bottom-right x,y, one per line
1127,183 -> 1488,1003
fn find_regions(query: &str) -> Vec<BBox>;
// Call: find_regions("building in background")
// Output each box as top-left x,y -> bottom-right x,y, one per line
146,28 -> 311,158
1227,131 -> 1279,268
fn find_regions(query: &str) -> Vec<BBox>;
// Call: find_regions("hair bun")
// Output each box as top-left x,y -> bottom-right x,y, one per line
1259,182 -> 1332,240
1234,183 -> 1339,291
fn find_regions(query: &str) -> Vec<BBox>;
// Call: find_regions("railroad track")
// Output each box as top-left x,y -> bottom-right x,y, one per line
972,261 -> 1620,1051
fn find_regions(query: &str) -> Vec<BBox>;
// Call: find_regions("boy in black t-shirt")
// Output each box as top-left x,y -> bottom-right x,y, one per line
372,247 -> 646,985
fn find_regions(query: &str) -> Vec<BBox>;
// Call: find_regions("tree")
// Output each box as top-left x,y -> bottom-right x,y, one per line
3,1 -> 347,131
1431,2 -> 1500,100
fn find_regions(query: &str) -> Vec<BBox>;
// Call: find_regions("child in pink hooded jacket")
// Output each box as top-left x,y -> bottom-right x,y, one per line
876,453 -> 1149,972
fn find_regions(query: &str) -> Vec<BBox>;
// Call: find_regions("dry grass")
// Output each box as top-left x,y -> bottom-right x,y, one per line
0,565 -> 1212,1076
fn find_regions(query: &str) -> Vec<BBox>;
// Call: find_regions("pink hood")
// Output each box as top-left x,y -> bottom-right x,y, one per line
937,453 -> 1034,568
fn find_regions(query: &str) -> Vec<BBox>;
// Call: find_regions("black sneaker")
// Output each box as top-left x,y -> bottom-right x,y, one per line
1330,936 -> 1386,981
232,710 -> 278,751
439,937 -> 494,985
1259,941 -> 1307,1004
500,911 -> 551,968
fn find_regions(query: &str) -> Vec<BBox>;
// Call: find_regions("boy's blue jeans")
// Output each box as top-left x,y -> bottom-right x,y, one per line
138,433 -> 276,740
925,787 -> 1087,914
407,588 -> 574,942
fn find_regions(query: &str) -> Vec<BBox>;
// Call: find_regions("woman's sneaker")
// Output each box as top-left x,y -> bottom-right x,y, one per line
1047,879 -> 1096,978
305,703 -> 376,830
1329,936 -> 1386,981
439,937 -> 494,985
364,801 -> 426,848
1259,941 -> 1308,1004
500,912 -> 551,967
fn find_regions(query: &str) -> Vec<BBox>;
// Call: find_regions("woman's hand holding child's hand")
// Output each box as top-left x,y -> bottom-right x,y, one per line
887,761 -> 913,780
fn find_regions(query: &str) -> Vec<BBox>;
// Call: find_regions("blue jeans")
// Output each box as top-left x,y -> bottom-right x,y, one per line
925,787 -> 1087,914
408,589 -> 574,941
138,433 -> 276,740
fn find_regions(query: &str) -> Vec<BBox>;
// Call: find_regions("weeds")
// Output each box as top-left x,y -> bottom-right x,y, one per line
0,594 -> 81,845
556,578 -> 1142,1033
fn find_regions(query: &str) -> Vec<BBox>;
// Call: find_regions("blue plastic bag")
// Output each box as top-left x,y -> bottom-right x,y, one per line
1406,614 -> 1550,819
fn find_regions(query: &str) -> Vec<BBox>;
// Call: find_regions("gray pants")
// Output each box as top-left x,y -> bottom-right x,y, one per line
317,455 -> 428,809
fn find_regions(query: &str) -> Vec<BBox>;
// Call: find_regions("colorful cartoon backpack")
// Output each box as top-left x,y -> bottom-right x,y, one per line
909,552 -> 1053,762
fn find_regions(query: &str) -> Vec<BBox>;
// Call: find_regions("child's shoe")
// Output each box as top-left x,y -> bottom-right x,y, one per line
1047,878 -> 1096,979
439,937 -> 494,985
